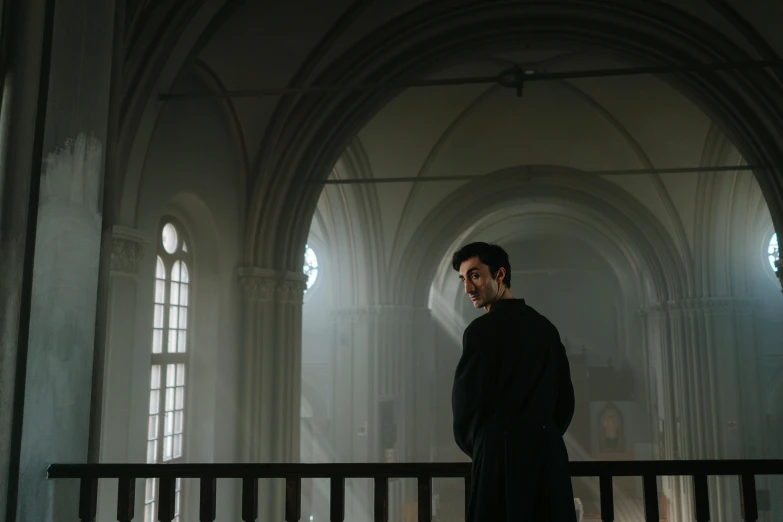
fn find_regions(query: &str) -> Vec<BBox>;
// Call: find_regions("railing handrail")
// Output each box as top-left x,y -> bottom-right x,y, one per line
46,458 -> 783,479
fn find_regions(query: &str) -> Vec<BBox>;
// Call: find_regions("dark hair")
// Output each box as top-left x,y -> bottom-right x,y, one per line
451,242 -> 511,288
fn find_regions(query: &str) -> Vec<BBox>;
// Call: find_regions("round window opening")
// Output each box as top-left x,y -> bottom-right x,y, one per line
769,233 -> 779,272
303,244 -> 319,292
162,223 -> 178,254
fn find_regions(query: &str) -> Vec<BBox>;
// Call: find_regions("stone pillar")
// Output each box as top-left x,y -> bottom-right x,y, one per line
0,2 -> 53,520
237,267 -> 307,521
647,298 -> 760,522
95,227 -> 147,522
9,0 -> 116,520
331,306 -> 436,522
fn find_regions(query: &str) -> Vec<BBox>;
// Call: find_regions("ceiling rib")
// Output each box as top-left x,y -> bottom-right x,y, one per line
317,165 -> 763,185
159,59 -> 783,100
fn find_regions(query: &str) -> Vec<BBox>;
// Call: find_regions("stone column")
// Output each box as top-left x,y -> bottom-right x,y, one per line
9,0 -> 116,520
237,267 -> 307,521
331,306 -> 436,522
95,227 -> 147,522
0,2 -> 53,520
647,297 -> 760,522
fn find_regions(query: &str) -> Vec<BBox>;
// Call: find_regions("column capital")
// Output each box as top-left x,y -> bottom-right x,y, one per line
109,226 -> 148,275
237,267 -> 307,303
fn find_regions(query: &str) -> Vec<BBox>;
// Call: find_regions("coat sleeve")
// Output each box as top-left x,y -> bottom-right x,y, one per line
553,341 -> 575,436
452,323 -> 489,458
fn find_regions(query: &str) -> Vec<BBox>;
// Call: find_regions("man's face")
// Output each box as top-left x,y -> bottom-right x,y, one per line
458,256 -> 505,309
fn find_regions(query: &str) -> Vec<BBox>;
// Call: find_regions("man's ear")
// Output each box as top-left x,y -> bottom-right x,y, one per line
496,266 -> 506,284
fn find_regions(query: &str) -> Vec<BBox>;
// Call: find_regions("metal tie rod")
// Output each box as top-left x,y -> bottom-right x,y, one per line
159,58 -> 783,100
317,165 -> 764,185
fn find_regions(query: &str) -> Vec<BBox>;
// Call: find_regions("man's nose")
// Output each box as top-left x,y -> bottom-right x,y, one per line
464,281 -> 474,293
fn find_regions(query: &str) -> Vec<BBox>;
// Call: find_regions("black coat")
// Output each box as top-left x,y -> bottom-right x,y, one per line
452,298 -> 576,522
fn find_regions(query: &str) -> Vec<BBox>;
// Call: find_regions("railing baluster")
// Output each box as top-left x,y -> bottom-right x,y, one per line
330,476 -> 345,522
78,477 -> 98,522
642,475 -> 659,522
418,476 -> 432,522
739,474 -> 758,521
464,475 -> 471,521
200,477 -> 217,521
242,478 -> 259,522
117,477 -> 135,522
158,477 -> 176,522
374,477 -> 389,522
599,475 -> 614,522
692,473 -> 710,522
286,477 -> 302,522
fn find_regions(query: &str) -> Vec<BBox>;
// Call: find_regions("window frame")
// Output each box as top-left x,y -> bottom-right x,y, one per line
145,217 -> 193,522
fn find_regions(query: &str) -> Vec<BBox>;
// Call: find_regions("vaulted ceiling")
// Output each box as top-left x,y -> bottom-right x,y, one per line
118,0 -> 783,290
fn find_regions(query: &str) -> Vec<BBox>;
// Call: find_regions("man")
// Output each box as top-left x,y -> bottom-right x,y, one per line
451,242 -> 576,522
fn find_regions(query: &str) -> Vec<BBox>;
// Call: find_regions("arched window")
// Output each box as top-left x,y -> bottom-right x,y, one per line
145,220 -> 191,522
769,233 -> 779,272
303,244 -> 319,292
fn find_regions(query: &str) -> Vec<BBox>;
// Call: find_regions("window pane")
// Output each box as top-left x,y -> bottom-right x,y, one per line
177,331 -> 186,353
175,411 -> 183,434
145,478 -> 157,503
165,388 -> 175,412
172,261 -> 181,282
179,283 -> 189,306
148,390 -> 159,415
146,440 -> 157,464
174,434 -> 182,459
178,307 -> 187,330
153,305 -> 164,329
144,502 -> 155,522
167,364 -> 176,385
162,223 -> 178,254
156,257 -> 165,279
150,365 -> 161,390
175,387 -> 184,410
180,262 -> 189,284
164,411 -> 174,436
168,330 -> 178,353
169,305 -> 179,329
147,415 -> 158,440
176,364 -> 185,386
152,329 -> 162,354
170,282 -> 179,305
164,436 -> 173,461
155,280 -> 165,304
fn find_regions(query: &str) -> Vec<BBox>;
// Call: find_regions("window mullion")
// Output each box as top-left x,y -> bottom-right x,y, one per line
157,269 -> 172,464
157,362 -> 167,465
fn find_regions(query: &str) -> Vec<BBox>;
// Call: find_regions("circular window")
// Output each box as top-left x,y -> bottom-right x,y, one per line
769,233 -> 779,272
303,244 -> 319,292
162,223 -> 179,254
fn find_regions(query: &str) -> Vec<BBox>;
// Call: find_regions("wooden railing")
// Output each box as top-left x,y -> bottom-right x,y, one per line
47,459 -> 783,522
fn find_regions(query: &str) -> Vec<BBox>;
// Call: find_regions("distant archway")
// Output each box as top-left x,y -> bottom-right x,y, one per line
412,166 -> 683,307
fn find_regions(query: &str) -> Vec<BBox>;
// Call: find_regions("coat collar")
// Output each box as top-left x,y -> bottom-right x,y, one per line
488,298 -> 525,312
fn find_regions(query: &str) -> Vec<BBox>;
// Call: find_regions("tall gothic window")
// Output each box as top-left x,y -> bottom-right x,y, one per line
145,220 -> 191,522
769,233 -> 779,271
